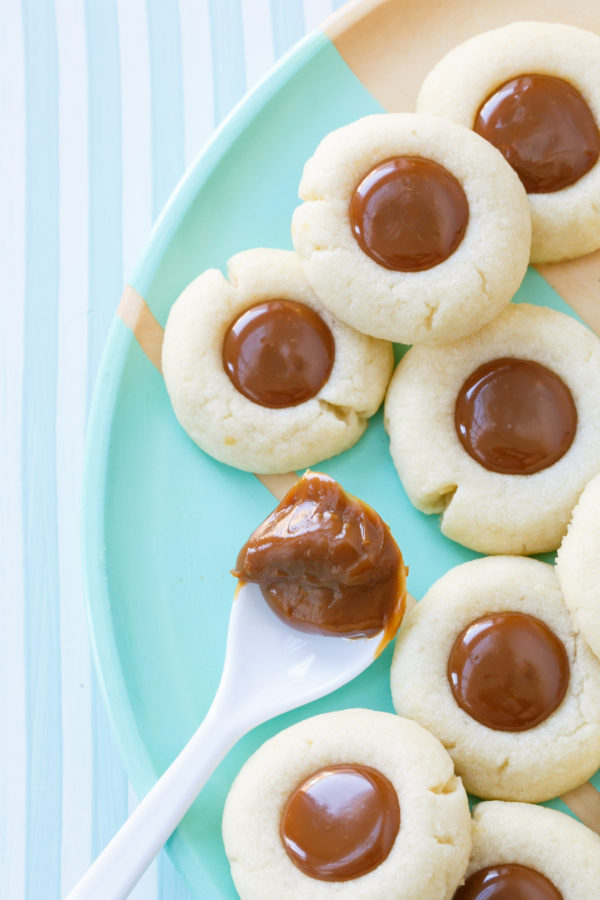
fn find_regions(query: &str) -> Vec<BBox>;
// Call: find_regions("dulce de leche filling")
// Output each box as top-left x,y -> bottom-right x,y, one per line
349,156 -> 469,271
280,763 -> 400,881
455,358 -> 577,475
447,612 -> 569,732
232,471 -> 406,638
453,863 -> 563,899
474,74 -> 600,193
222,299 -> 334,408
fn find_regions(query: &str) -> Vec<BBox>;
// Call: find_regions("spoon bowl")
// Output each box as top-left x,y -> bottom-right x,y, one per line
68,580 -> 401,900
222,581 -> 391,731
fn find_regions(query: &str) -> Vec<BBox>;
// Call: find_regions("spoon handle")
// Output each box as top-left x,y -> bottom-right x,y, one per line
66,702 -> 242,900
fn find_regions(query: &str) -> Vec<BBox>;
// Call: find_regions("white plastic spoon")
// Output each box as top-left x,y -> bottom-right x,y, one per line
68,580 -> 403,900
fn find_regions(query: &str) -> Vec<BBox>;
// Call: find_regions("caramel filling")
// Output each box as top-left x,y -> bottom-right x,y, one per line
349,156 -> 469,271
453,863 -> 563,899
233,471 -> 406,637
474,74 -> 600,193
448,612 -> 569,732
280,764 -> 400,881
222,299 -> 334,408
455,357 -> 577,475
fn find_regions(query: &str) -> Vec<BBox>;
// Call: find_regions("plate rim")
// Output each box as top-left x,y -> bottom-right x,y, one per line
81,24 -> 335,894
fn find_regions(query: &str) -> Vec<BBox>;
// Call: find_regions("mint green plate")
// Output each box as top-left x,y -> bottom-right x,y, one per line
83,24 -> 599,900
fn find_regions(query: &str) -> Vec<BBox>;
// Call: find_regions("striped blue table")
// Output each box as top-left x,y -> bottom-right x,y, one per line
1,2 -> 348,897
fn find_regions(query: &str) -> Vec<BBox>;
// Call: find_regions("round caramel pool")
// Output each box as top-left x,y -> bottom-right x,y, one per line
455,357 -> 577,475
349,156 -> 469,271
447,612 -> 569,732
280,763 -> 400,881
222,299 -> 334,408
474,74 -> 599,193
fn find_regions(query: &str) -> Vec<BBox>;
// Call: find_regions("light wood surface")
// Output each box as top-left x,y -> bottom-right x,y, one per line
538,250 -> 600,335
326,0 -> 600,112
561,782 -> 600,833
255,472 -> 300,500
117,286 -> 164,373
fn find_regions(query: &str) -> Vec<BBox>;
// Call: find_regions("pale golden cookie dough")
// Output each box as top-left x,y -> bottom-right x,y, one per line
222,709 -> 471,900
556,472 -> 600,661
384,303 -> 600,555
461,801 -> 600,899
162,248 -> 393,474
291,113 -> 530,345
390,557 -> 600,802
417,22 -> 600,263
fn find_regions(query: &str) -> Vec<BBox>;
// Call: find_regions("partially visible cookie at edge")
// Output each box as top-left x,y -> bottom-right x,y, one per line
417,21 -> 600,263
390,556 -> 600,802
456,801 -> 600,900
556,472 -> 600,660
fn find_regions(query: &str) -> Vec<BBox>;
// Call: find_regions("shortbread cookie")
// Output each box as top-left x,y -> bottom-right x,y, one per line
162,248 -> 393,474
291,113 -> 530,345
417,22 -> 600,263
390,557 -> 600,802
456,801 -> 600,899
384,303 -> 600,555
222,709 -> 471,900
556,472 -> 600,660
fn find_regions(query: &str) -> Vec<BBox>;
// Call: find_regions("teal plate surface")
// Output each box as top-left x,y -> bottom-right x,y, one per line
83,25 -> 600,899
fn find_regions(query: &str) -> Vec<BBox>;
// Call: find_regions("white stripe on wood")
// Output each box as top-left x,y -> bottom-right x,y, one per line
302,0 -> 334,32
241,0 -> 275,89
178,0 -> 215,168
117,0 -> 153,278
55,0 -> 93,893
0,2 -> 27,898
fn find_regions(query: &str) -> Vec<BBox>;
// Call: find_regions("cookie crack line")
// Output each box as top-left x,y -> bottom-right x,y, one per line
429,776 -> 460,795
424,302 -> 436,331
318,398 -> 364,427
496,758 -> 510,777
433,835 -> 456,846
473,265 -> 490,302
431,484 -> 458,515
554,718 -> 597,743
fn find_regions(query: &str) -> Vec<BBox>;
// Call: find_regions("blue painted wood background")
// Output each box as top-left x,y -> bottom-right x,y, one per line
0,1 -> 348,897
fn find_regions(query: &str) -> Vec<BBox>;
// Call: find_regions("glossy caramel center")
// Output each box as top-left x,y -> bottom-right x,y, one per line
455,357 -> 577,475
474,74 -> 600,193
448,612 -> 569,732
349,156 -> 469,271
280,764 -> 400,881
453,863 -> 563,899
233,471 -> 406,637
222,299 -> 334,408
